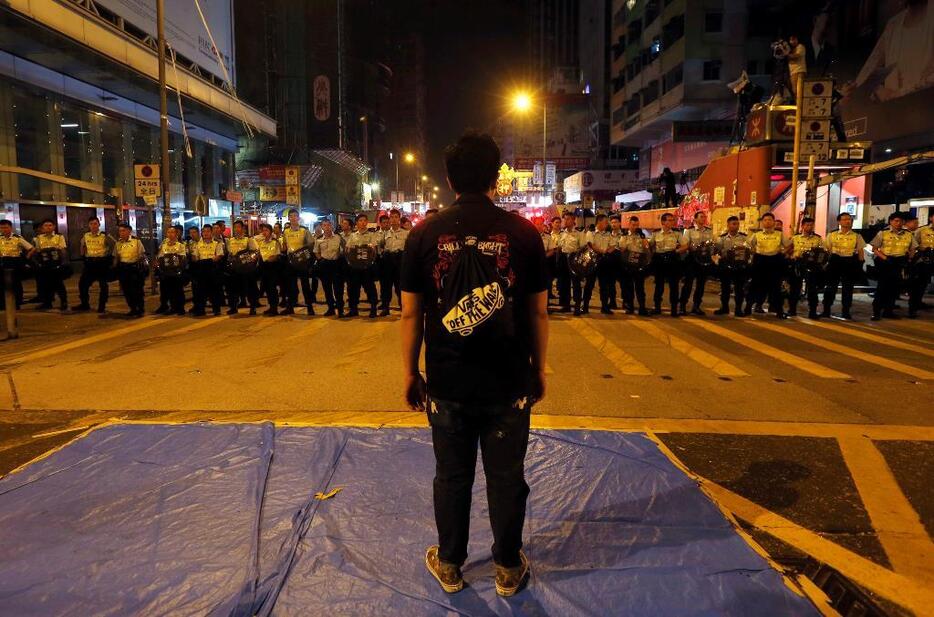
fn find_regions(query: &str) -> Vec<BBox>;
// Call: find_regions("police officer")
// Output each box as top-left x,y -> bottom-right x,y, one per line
620,215 -> 651,315
821,212 -> 864,320
715,216 -> 750,316
345,213 -> 380,318
191,223 -> 225,316
678,210 -> 714,315
186,226 -> 201,312
907,214 -> 933,318
650,212 -> 682,317
0,219 -> 34,309
786,217 -> 824,318
225,220 -> 259,315
75,216 -> 114,313
747,212 -> 789,319
314,220 -> 345,317
379,209 -> 408,316
607,215 -> 625,309
870,212 -> 917,321
33,219 -> 69,311
280,208 -> 315,315
556,212 -> 586,315
156,225 -> 188,315
544,216 -> 560,304
590,214 -> 616,314
255,223 -> 283,316
113,223 -> 146,317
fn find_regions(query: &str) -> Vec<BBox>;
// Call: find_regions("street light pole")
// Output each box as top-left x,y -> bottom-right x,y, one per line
542,100 -> 547,194
156,0 -> 171,237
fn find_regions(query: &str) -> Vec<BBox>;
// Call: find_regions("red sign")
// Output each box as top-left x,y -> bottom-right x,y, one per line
225,190 -> 244,203
259,165 -> 285,181
513,157 -> 590,172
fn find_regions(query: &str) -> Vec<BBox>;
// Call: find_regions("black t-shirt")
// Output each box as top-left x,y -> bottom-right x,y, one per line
401,194 -> 547,404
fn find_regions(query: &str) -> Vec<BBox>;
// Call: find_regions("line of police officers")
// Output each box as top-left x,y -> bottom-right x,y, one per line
538,209 -> 933,321
0,208 -> 412,319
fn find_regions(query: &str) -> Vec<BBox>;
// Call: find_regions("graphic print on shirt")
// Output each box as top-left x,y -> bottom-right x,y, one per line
434,233 -> 515,337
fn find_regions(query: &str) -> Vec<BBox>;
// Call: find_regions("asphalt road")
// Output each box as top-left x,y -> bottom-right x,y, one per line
0,282 -> 931,615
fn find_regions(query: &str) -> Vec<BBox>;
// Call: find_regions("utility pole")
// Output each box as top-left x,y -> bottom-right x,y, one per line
156,0 -> 171,238
790,73 -> 804,234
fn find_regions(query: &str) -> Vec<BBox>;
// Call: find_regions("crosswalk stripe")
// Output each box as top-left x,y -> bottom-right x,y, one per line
682,318 -> 850,379
841,319 -> 932,345
628,320 -> 749,377
798,318 -> 934,359
567,319 -> 652,376
749,320 -> 934,381
0,318 -> 164,366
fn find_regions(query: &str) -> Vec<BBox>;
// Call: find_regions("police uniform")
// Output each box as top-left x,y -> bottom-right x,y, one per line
379,226 -> 408,314
747,229 -> 789,317
191,237 -> 225,315
255,235 -> 283,316
156,239 -> 189,315
821,228 -> 865,318
345,229 -> 380,317
114,236 -> 146,316
679,224 -> 714,313
34,232 -> 69,309
650,229 -> 682,315
787,231 -> 824,317
0,232 -> 33,309
584,229 -> 619,314
870,227 -> 917,319
77,231 -> 114,312
542,230 -> 558,303
282,224 -> 316,314
908,225 -> 934,317
715,231 -> 750,315
556,227 -> 587,313
225,234 -> 260,314
620,229 -> 651,314
314,233 -> 345,315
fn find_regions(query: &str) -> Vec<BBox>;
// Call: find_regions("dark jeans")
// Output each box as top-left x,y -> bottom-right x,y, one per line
873,257 -> 906,316
260,262 -> 282,310
679,261 -> 708,309
347,266 -> 377,311
160,275 -> 186,313
317,259 -> 343,310
428,397 -> 531,568
379,252 -> 403,310
79,257 -> 110,309
823,256 -> 859,314
36,269 -> 67,307
227,272 -> 259,310
622,270 -> 647,310
556,253 -> 582,309
286,267 -> 313,309
652,255 -> 681,310
596,257 -> 617,310
788,267 -> 822,313
749,254 -> 785,314
719,269 -> 748,311
117,264 -> 144,312
193,262 -> 223,313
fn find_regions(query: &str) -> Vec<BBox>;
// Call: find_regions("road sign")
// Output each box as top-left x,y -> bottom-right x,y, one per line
259,186 -> 286,202
803,119 -> 831,142
285,166 -> 300,186
194,194 -> 208,216
802,97 -> 832,118
225,190 -> 243,203
545,163 -> 557,186
134,164 -> 161,198
285,184 -> 301,206
142,194 -> 157,206
803,79 -> 833,99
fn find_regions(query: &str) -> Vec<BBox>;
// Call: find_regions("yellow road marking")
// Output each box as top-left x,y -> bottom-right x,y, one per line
0,318 -> 164,365
750,320 -> 934,380
567,319 -> 652,376
544,362 -> 555,375
285,319 -> 328,342
682,318 -> 850,379
628,320 -> 749,377
799,318 -> 934,358
841,319 -> 931,345
837,435 -> 934,581
702,479 -> 934,615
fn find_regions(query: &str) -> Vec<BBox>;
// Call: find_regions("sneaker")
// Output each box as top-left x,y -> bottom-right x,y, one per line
425,546 -> 463,594
841,311 -> 852,320
495,550 -> 530,597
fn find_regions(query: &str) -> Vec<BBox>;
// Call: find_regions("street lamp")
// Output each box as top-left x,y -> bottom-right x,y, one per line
511,90 -> 548,195
404,152 -> 416,164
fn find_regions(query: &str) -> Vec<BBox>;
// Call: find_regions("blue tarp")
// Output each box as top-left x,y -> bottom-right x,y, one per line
0,424 -> 820,616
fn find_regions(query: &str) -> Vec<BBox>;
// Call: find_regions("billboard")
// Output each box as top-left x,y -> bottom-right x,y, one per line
95,0 -> 234,83
497,94 -> 594,171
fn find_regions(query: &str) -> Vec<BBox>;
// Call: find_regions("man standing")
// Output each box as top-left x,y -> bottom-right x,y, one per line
255,223 -> 282,316
401,131 -> 547,598
75,216 -> 114,313
589,214 -> 614,314
678,210 -> 714,315
314,220 -> 345,317
225,220 -> 259,315
538,217 -> 558,305
555,212 -> 585,315
786,34 -> 807,100
156,225 -> 188,316
822,213 -> 864,320
786,217 -> 824,318
191,224 -> 225,317
0,220 -> 34,309
113,223 -> 146,317
282,208 -> 315,316
345,214 -> 380,318
715,216 -> 750,316
379,209 -> 408,316
909,215 -> 934,318
33,219 -> 69,311
650,212 -> 682,316
870,212 -> 916,321
620,216 -> 651,315
747,213 -> 789,319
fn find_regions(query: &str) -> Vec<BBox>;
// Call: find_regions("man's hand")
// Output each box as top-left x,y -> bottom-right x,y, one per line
529,369 -> 546,405
404,372 -> 428,411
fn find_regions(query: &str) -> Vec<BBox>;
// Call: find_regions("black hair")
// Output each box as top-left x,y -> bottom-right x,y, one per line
595,214 -> 607,222
444,131 -> 501,194
187,226 -> 199,234
661,213 -> 674,221
802,216 -> 815,224
727,216 -> 739,223
903,213 -> 918,222
233,220 -> 245,227
609,215 -> 621,221
629,216 -> 640,223
0,219 -> 12,226
836,212 -> 852,221
40,218 -> 55,226
760,212 -> 775,221
215,220 -> 226,226
562,212 -> 575,218
260,223 -> 273,232
389,209 -> 401,217
693,211 -> 706,219
88,216 -> 100,223
426,208 -> 439,215
202,224 -> 213,231
888,212 -> 904,222
287,208 -> 299,216
118,223 -> 132,230
355,213 -> 368,222
551,216 -> 562,223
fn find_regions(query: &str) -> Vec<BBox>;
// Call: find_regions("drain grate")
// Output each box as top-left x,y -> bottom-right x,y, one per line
777,557 -> 888,617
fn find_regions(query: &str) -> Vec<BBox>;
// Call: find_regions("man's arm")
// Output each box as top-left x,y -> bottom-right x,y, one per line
527,290 -> 549,403
400,291 -> 427,410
